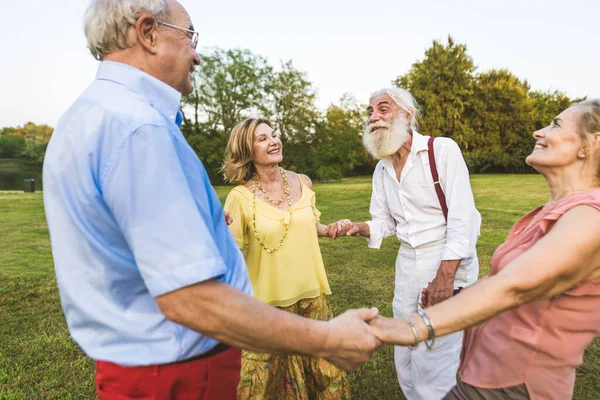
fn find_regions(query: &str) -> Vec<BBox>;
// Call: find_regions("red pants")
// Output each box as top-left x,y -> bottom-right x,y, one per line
95,347 -> 241,400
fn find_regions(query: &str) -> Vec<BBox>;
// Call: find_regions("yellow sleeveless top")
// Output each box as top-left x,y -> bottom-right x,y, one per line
224,179 -> 332,307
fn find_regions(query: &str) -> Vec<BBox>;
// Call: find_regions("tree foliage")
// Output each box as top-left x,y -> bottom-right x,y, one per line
269,60 -> 320,172
0,123 -> 53,164
1,43 -> 589,177
184,48 -> 272,135
395,36 -> 475,145
394,36 -> 583,173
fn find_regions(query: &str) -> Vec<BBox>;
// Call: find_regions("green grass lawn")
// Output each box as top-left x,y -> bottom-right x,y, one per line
1,174 -> 598,399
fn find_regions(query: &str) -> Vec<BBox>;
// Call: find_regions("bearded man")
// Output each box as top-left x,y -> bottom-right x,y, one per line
345,87 -> 481,399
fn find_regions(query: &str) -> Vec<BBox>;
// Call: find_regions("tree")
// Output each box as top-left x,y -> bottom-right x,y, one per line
464,69 -> 536,172
185,48 -> 272,136
1,123 -> 53,165
312,94 -> 369,180
10,122 -> 53,142
530,90 -> 584,131
0,134 -> 26,159
0,127 -> 16,138
180,48 -> 273,182
394,36 -> 476,145
268,60 -> 320,172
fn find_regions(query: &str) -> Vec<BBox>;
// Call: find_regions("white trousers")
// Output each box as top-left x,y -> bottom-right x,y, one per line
392,239 -> 478,400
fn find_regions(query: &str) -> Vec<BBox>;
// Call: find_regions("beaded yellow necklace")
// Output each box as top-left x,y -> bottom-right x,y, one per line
251,168 -> 292,253
255,176 -> 288,205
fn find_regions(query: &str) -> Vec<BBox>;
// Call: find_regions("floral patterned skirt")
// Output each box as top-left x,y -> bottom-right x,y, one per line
237,294 -> 351,400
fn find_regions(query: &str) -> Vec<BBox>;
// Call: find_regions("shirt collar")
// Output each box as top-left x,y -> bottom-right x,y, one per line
382,130 -> 427,162
411,130 -> 428,153
96,61 -> 183,127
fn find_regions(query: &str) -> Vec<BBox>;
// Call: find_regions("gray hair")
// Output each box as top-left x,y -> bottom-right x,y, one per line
84,0 -> 169,60
370,87 -> 419,130
572,99 -> 600,179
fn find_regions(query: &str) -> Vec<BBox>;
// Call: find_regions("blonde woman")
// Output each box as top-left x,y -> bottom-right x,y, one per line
223,118 -> 352,399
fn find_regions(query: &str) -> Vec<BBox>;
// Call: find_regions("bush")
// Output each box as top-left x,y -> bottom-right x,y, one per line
315,165 -> 343,182
464,150 -> 535,173
0,135 -> 26,159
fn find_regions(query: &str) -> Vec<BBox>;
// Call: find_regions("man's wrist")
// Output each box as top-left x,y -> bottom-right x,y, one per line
438,259 -> 461,278
308,320 -> 334,359
358,222 -> 370,237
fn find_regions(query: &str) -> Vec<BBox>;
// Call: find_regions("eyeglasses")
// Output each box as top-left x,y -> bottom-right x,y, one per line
157,21 -> 199,49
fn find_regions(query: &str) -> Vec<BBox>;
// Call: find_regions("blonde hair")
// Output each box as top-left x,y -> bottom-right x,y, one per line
222,118 -> 273,184
573,99 -> 600,178
84,0 -> 168,60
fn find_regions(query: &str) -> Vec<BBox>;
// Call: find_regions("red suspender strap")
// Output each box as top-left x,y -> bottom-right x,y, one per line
427,137 -> 449,222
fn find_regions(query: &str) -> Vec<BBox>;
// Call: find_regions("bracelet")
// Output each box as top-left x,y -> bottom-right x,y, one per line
401,315 -> 420,349
416,309 -> 436,350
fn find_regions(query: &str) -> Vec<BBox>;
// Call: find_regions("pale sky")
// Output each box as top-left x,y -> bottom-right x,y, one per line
1,0 -> 598,128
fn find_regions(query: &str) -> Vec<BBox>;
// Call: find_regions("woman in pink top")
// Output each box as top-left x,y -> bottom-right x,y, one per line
370,99 -> 600,399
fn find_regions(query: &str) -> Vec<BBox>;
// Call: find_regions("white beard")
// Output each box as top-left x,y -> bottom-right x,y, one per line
363,114 -> 410,159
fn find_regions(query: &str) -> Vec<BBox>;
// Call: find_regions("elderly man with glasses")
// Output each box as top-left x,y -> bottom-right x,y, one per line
43,1 -> 380,399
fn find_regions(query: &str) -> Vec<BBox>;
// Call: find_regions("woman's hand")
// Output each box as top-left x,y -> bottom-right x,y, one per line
326,219 -> 353,239
224,211 -> 233,226
368,315 -> 416,346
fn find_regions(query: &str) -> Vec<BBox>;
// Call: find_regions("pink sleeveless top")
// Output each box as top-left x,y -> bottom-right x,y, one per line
459,189 -> 600,400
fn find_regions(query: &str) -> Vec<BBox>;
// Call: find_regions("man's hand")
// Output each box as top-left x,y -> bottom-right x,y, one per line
320,308 -> 381,371
325,219 -> 353,239
345,222 -> 370,238
224,211 -> 233,226
420,260 -> 461,308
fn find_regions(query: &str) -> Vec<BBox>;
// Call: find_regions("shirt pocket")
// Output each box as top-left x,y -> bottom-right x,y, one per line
401,181 -> 440,211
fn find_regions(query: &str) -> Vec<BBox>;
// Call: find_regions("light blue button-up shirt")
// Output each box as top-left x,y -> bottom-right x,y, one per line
43,61 -> 252,366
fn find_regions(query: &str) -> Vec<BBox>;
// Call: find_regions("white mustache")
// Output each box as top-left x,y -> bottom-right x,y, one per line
367,121 -> 391,132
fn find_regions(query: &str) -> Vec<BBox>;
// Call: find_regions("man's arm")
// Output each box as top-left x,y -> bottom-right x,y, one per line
422,139 -> 479,306
346,222 -> 371,238
437,139 -> 480,263
345,163 -> 394,245
156,280 -> 380,371
420,259 -> 461,307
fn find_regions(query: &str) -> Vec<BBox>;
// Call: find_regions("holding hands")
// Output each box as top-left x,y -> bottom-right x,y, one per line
321,307 -> 382,371
325,219 -> 353,239
368,315 -> 419,347
325,220 -> 368,239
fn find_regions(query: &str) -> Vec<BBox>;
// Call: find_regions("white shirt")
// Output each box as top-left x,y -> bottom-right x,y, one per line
366,131 -> 481,262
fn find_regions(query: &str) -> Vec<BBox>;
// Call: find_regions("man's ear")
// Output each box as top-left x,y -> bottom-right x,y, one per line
135,14 -> 159,55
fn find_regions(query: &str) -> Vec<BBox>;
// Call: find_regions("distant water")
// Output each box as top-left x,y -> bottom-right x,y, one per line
0,160 -> 43,191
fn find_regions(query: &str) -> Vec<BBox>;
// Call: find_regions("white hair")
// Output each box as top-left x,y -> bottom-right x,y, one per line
369,87 -> 419,130
84,0 -> 169,60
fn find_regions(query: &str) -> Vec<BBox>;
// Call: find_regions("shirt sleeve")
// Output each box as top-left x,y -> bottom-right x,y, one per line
436,139 -> 481,261
101,124 -> 228,297
223,190 -> 249,251
366,163 -> 397,249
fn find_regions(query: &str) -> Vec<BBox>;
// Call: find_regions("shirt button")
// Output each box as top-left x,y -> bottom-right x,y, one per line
170,115 -> 175,121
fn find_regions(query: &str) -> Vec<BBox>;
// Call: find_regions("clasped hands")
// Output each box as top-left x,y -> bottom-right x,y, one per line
322,308 -> 422,372
325,219 -> 357,239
